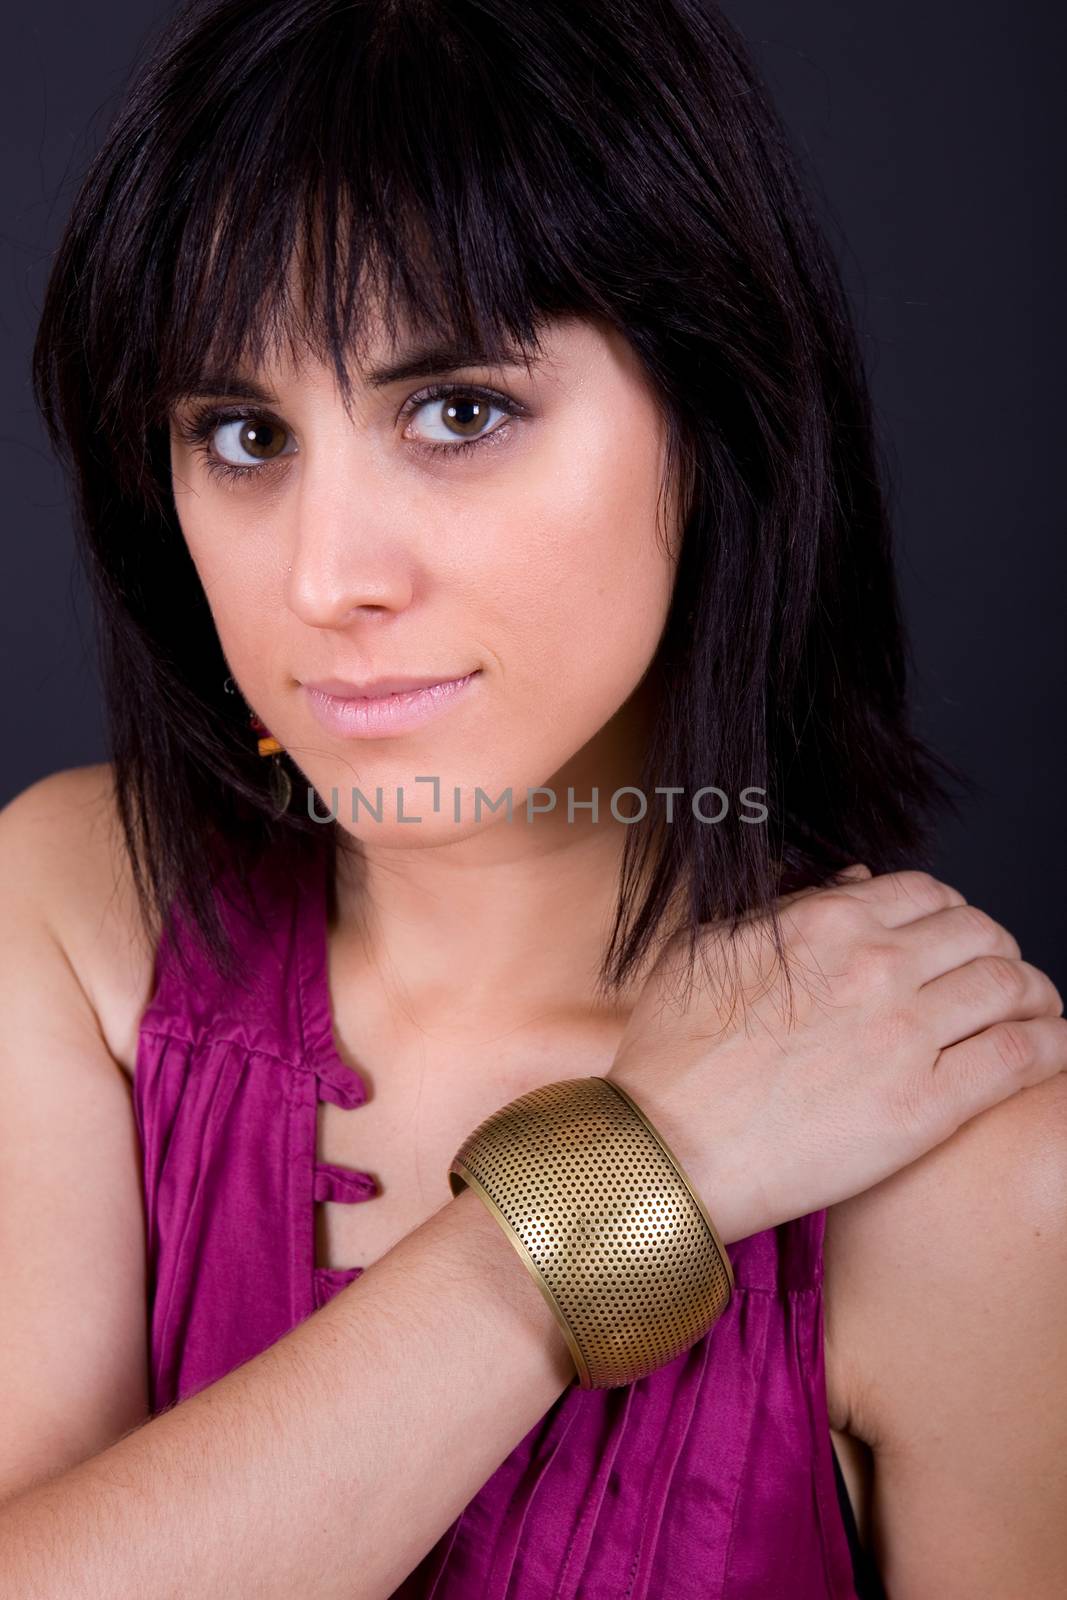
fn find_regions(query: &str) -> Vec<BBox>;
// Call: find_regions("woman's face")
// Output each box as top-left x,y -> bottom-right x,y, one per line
169,311 -> 680,845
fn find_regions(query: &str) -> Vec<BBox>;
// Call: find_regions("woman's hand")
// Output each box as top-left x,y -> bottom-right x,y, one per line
607,865 -> 1067,1243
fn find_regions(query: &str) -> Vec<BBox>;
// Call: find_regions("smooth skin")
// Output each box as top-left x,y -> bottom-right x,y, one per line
0,308 -> 1064,1593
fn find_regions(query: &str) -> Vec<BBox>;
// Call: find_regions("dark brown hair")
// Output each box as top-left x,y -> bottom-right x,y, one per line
31,0 -> 967,1008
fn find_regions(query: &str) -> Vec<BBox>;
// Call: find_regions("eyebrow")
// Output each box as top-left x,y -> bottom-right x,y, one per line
172,338 -> 539,404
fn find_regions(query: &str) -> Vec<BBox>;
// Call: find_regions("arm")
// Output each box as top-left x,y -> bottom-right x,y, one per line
823,1069 -> 1067,1597
0,775 -> 576,1600
0,771 -> 150,1498
0,1186 -> 575,1600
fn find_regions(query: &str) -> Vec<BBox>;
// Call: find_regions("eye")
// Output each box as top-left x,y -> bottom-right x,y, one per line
171,383 -> 528,484
214,416 -> 294,467
171,403 -> 299,483
400,383 -> 526,456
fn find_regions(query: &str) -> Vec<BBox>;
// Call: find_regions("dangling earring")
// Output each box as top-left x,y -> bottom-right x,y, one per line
223,674 -> 292,815
249,710 -> 292,816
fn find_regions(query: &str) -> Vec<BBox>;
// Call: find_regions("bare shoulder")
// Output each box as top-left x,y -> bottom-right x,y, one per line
823,1069 -> 1067,1450
0,762 -> 157,1079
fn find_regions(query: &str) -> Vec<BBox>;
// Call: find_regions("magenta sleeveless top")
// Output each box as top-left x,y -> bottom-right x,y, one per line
132,844 -> 870,1598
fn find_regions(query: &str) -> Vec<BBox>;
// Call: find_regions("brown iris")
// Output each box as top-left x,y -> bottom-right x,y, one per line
441,396 -> 490,438
237,418 -> 289,459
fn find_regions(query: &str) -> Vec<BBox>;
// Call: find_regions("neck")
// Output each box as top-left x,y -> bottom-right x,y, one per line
330,675 -> 674,1034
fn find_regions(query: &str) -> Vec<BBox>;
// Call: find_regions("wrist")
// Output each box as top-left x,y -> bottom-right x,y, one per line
448,1179 -> 577,1387
450,1075 -> 734,1388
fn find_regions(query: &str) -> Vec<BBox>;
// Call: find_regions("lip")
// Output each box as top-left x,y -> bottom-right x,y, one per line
301,670 -> 481,738
303,674 -> 470,698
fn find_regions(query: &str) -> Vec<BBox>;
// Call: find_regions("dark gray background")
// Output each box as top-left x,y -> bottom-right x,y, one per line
2,2 -> 1063,984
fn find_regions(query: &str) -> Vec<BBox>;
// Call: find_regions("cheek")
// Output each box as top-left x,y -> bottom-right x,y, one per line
173,492 -> 278,664
476,437 -> 676,723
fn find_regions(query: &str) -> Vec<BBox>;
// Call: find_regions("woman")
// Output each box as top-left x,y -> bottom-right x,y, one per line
1,0 -> 1063,1595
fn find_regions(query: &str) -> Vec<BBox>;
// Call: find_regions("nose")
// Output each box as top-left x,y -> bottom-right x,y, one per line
283,457 -> 418,629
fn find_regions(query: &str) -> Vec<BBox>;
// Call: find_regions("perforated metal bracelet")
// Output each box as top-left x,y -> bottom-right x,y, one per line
447,1074 -> 735,1390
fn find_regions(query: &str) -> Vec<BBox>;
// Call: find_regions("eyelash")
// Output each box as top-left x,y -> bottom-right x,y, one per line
173,383 -> 527,486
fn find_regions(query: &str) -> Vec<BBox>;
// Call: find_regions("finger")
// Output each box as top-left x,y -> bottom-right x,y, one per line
903,900 -> 1023,982
829,868 -> 967,929
931,1014 -> 1067,1133
919,956 -> 1063,1050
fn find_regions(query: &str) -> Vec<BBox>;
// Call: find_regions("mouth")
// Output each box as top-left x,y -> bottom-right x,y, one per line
300,670 -> 482,739
301,671 -> 478,699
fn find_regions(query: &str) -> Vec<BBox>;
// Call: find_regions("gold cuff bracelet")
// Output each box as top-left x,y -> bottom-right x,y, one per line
447,1073 -> 735,1390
